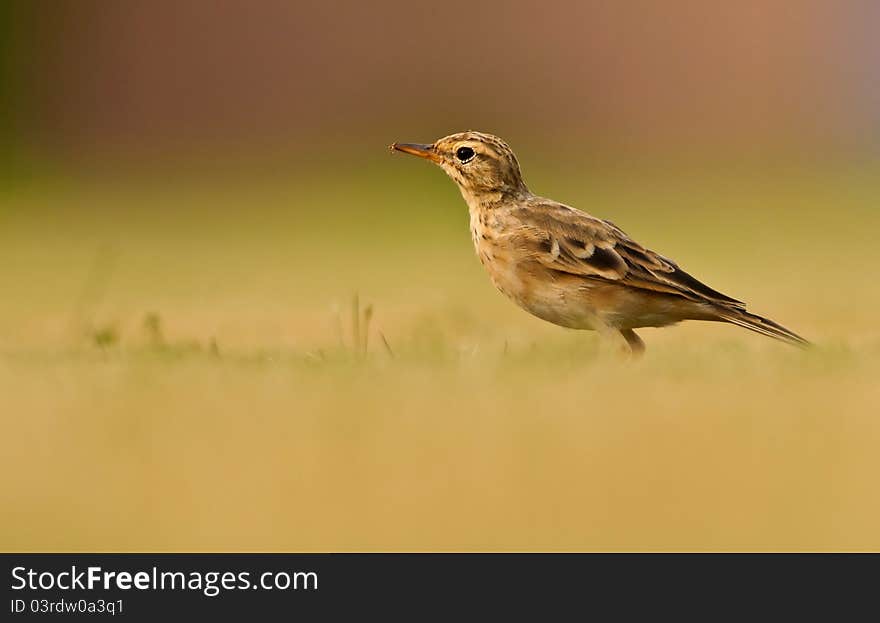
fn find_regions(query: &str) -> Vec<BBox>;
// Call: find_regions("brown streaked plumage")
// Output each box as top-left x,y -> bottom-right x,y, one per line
391,131 -> 809,355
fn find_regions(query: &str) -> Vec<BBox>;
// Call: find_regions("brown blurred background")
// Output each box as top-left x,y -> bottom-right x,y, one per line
5,0 -> 879,165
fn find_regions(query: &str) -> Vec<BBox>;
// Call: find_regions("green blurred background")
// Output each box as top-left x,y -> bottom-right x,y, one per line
1,1 -> 879,551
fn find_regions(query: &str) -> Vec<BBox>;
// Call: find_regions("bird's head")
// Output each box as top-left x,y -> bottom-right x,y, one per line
391,131 -> 529,201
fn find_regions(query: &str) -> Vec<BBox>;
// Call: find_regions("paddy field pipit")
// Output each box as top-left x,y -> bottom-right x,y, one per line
391,131 -> 808,355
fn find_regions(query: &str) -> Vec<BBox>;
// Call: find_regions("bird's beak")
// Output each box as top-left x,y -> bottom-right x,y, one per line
390,142 -> 442,163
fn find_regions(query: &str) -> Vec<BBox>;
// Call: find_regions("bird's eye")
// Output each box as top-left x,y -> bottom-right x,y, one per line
455,146 -> 476,163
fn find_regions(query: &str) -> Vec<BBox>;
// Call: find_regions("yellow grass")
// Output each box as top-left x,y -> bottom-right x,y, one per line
1,159 -> 878,551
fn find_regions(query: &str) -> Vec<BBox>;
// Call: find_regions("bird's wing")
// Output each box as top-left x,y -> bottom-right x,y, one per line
511,200 -> 746,310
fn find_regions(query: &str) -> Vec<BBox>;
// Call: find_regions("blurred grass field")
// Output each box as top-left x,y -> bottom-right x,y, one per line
1,155 -> 879,551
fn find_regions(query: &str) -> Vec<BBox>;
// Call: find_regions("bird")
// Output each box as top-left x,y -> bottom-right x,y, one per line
390,131 -> 808,356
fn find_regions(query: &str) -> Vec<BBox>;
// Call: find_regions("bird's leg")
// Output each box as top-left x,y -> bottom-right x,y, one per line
619,328 -> 645,358
596,324 -> 636,359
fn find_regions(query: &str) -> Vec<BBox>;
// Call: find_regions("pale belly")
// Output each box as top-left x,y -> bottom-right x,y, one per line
482,256 -> 605,329
470,219 -> 688,330
470,221 -> 603,330
466,205 -> 695,331
482,255 -> 690,330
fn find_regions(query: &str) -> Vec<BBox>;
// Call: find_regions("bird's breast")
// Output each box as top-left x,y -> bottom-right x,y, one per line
469,208 -> 511,277
468,208 -> 602,330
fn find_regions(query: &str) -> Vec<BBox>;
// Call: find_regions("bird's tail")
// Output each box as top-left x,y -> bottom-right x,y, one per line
716,309 -> 810,348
